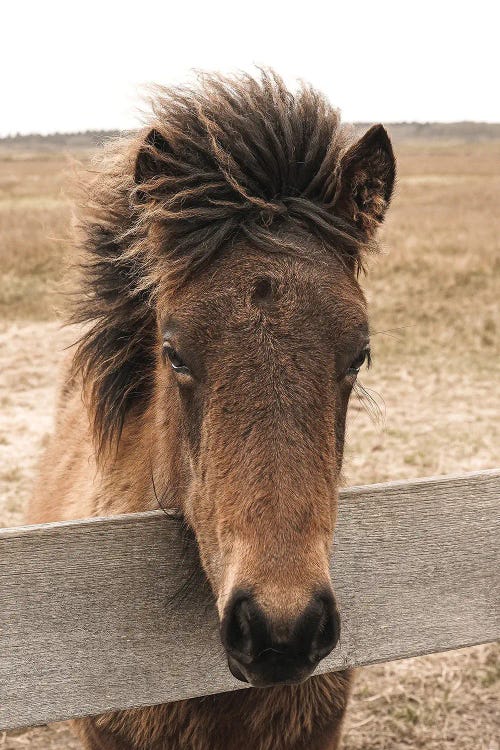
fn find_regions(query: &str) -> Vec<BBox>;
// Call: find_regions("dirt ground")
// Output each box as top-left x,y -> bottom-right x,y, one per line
0,138 -> 498,748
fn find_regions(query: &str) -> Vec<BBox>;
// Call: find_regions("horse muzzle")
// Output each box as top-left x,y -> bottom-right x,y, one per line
220,587 -> 340,687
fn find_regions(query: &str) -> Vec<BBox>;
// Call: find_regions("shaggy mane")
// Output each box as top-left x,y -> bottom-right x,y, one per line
71,70 -> 377,454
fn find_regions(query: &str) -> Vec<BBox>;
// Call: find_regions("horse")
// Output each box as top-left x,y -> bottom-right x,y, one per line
28,70 -> 395,750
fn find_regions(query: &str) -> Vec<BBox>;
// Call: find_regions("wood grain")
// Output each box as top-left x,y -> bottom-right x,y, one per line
1,469 -> 498,731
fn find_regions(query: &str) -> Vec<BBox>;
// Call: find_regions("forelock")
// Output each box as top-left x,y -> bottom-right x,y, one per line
132,69 -> 365,284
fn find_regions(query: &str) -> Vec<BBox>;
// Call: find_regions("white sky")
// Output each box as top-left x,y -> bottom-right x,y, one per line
2,0 -> 499,136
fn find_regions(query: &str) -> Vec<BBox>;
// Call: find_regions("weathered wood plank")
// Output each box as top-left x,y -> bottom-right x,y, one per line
0,469 -> 499,731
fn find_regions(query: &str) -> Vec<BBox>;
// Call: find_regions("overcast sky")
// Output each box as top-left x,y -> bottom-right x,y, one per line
2,0 -> 498,136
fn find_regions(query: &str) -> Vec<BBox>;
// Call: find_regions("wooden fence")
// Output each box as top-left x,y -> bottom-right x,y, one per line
1,469 -> 498,732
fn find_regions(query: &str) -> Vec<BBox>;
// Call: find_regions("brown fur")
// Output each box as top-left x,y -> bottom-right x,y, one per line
28,70 -> 395,749
76,671 -> 351,750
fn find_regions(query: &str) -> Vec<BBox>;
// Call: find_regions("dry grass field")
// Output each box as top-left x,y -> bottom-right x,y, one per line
0,135 -> 498,749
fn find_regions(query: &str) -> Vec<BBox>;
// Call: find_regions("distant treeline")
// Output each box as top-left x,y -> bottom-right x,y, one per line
1,122 -> 500,149
0,130 -> 122,150
373,122 -> 500,142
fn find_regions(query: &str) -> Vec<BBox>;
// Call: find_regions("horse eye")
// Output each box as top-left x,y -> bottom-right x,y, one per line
162,343 -> 190,375
347,346 -> 371,377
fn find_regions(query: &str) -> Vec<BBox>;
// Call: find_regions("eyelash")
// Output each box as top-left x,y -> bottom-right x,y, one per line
162,343 -> 191,375
346,346 -> 371,377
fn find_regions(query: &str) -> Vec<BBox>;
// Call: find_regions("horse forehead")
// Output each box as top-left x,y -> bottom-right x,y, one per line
167,252 -> 365,341
232,266 -> 362,330
212,257 -> 354,314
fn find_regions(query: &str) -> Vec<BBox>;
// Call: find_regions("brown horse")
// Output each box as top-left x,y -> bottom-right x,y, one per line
28,71 -> 395,749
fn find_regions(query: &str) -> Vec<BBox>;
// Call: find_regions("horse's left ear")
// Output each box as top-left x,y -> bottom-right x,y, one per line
335,124 -> 396,239
133,128 -> 173,186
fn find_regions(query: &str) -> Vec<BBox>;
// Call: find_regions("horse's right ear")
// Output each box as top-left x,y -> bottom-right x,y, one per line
134,128 -> 173,185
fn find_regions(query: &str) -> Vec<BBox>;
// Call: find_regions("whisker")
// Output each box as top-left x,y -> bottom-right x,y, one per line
150,463 -> 170,517
371,324 -> 415,342
148,447 -> 183,517
165,564 -> 208,607
148,447 -> 211,607
353,381 -> 386,426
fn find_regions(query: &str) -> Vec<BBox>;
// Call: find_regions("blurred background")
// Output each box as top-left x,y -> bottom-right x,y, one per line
1,1 -> 498,748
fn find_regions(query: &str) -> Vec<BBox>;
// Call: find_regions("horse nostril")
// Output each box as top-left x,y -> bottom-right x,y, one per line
221,591 -> 267,664
304,589 -> 340,663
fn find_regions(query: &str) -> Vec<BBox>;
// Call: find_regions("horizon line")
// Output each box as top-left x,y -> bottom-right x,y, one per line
2,120 -> 500,141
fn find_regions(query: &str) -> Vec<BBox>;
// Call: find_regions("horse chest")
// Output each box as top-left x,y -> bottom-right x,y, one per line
77,671 -> 351,750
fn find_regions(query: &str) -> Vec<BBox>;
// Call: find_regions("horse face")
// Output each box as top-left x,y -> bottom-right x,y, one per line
156,245 -> 369,686
69,72 -> 396,689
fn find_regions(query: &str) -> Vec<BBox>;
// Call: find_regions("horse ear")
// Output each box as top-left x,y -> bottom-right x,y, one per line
335,124 -> 396,239
134,128 -> 173,185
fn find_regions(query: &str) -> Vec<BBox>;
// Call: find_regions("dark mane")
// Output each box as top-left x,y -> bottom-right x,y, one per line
71,70 -> 376,454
